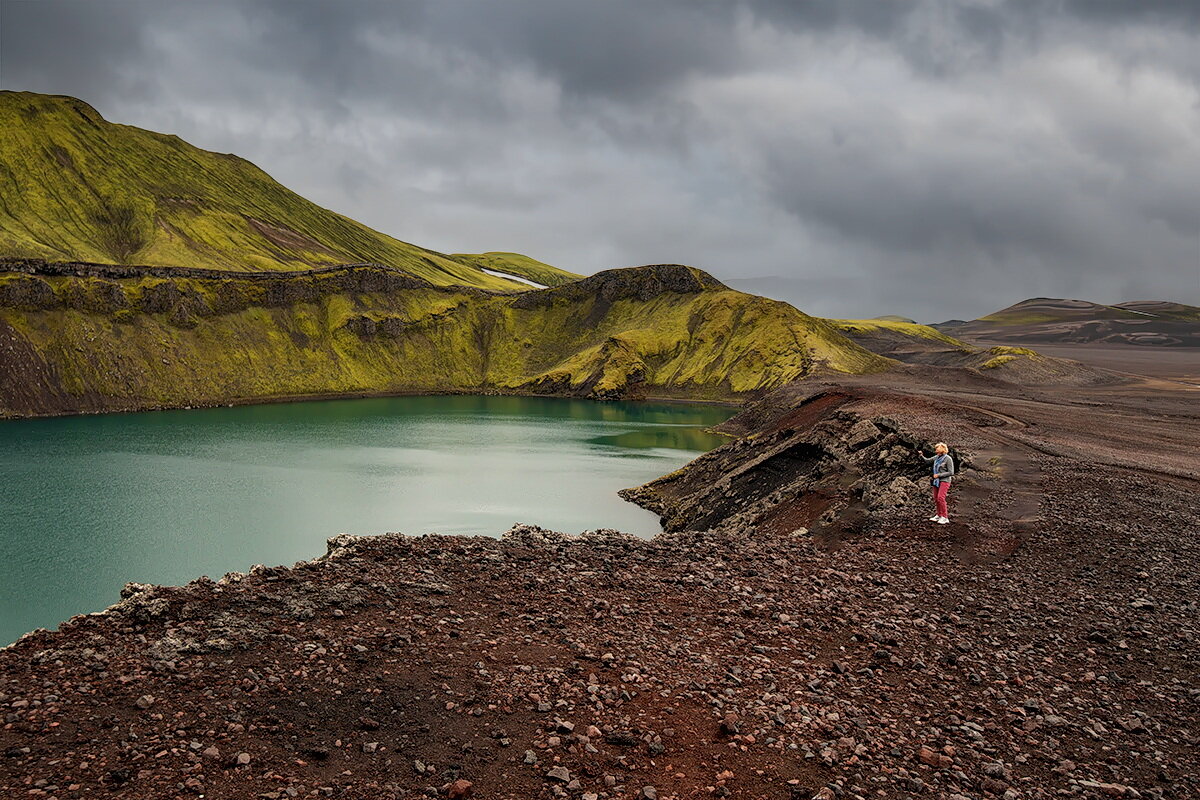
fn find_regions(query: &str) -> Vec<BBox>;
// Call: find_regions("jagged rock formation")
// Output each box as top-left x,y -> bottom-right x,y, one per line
623,377 -> 1127,568
622,387 -> 967,542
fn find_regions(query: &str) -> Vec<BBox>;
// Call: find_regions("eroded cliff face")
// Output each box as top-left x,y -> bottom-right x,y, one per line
619,381 -> 1053,561
0,261 -> 890,417
621,388 -> 947,540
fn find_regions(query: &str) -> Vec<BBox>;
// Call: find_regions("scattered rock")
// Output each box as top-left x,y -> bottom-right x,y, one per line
446,778 -> 474,799
918,746 -> 953,769
545,766 -> 571,783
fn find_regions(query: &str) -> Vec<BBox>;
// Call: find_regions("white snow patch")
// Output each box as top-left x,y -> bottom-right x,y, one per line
481,268 -> 547,289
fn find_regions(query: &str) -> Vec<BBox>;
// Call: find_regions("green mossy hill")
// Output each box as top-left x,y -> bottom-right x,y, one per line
0,263 -> 890,417
985,345 -> 1039,357
0,92 -> 574,290
453,252 -> 582,287
827,318 -> 970,348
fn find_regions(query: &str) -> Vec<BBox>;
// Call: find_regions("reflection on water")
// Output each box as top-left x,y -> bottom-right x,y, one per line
587,427 -> 732,452
0,394 -> 733,643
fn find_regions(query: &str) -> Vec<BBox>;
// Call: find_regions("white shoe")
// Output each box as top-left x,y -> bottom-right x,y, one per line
929,515 -> 941,521
936,516 -> 950,524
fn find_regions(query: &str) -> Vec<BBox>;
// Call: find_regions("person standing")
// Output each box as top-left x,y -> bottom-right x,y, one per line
921,443 -> 954,524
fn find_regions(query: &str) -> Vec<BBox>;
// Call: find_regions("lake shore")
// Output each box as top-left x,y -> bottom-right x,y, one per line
2,375 -> 1197,799
0,395 -> 732,643
0,384 -> 743,422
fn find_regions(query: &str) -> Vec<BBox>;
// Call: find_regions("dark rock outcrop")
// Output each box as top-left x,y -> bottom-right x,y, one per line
511,264 -> 726,310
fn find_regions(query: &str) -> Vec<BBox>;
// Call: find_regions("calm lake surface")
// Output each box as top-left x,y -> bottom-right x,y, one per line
0,395 -> 733,644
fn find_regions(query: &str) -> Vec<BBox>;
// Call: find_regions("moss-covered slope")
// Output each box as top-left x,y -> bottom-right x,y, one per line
827,318 -> 971,350
0,92 -> 575,290
0,263 -> 890,417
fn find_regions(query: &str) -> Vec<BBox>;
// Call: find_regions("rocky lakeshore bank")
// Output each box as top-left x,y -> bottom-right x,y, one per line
2,378 -> 1198,800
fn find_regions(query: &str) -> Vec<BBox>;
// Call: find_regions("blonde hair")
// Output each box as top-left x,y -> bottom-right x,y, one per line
934,442 -> 949,454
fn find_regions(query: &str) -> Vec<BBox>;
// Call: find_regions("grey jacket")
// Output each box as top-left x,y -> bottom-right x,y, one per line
922,453 -> 955,480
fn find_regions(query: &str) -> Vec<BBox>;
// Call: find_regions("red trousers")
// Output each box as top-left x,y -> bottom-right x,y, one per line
933,481 -> 950,518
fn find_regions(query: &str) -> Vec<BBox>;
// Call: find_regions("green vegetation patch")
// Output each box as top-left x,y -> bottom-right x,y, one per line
827,318 -> 971,347
980,355 -> 1018,369
987,345 -> 1039,357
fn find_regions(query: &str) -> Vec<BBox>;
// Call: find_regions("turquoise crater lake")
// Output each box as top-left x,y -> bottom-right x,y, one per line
0,395 -> 732,645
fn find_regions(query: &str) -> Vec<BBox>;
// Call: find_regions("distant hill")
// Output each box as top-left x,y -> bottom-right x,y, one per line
936,297 -> 1200,347
0,91 -> 576,290
824,317 -> 1117,385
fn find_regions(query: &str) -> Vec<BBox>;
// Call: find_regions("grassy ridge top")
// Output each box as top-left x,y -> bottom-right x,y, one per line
826,317 -> 970,348
453,252 -> 582,287
0,92 -> 575,290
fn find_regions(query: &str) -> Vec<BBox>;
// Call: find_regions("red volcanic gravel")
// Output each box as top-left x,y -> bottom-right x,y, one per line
2,380 -> 1198,800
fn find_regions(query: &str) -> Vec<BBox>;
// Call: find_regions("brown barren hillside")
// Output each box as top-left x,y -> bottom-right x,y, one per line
936,297 -> 1200,347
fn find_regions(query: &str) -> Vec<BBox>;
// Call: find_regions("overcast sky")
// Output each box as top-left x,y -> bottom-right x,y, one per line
2,0 -> 1198,319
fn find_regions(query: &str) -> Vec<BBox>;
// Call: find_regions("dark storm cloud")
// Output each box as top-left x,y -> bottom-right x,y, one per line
1,0 -> 1197,319
0,0 -> 155,100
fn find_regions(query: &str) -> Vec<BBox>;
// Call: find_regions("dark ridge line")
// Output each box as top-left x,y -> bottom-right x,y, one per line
0,259 -> 726,301
0,257 -> 446,285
